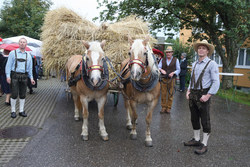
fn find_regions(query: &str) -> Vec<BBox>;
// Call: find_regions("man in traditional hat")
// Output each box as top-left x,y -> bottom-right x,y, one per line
6,38 -> 35,118
158,46 -> 180,114
179,52 -> 188,92
184,40 -> 220,155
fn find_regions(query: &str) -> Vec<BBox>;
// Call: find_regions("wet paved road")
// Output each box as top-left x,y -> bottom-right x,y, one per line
1,78 -> 250,167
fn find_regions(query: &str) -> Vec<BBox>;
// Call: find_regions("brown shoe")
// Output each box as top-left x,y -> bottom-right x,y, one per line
194,144 -> 208,155
184,138 -> 201,146
160,108 -> 167,114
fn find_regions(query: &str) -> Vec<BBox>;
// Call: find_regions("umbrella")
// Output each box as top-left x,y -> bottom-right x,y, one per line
152,48 -> 164,57
0,43 -> 32,51
3,35 -> 42,46
28,46 -> 42,57
28,42 -> 40,48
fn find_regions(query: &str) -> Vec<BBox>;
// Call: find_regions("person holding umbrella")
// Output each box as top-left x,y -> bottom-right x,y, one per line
152,48 -> 164,63
5,38 -> 35,118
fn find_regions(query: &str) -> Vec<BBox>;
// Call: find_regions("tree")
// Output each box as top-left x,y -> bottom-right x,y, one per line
0,0 -> 52,39
97,0 -> 250,89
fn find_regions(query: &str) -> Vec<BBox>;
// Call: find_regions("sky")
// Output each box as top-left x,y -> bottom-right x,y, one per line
0,0 -> 173,38
50,0 -> 102,24
0,0 -> 102,23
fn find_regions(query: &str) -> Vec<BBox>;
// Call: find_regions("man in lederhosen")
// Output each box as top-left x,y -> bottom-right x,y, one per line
6,38 -> 35,118
158,46 -> 180,114
184,40 -> 220,155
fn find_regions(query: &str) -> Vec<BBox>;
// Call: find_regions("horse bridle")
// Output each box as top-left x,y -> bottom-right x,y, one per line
86,65 -> 104,75
83,55 -> 105,76
128,51 -> 148,73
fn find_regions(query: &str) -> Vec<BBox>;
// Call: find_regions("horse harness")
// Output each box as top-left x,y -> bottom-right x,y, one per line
121,52 -> 159,92
68,54 -> 109,90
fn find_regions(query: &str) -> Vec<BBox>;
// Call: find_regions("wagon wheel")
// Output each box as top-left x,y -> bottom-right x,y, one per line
113,92 -> 119,107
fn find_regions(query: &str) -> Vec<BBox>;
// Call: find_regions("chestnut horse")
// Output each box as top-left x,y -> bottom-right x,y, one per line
120,37 -> 160,147
66,40 -> 109,141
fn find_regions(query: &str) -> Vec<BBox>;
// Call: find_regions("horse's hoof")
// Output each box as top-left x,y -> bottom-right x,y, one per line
74,117 -> 80,121
126,125 -> 132,130
101,135 -> 109,141
81,135 -> 88,141
130,134 -> 137,140
145,141 -> 153,147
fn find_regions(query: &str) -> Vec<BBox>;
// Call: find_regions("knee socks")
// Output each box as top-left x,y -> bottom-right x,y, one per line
19,99 -> 25,113
194,130 -> 200,141
202,133 -> 210,146
11,98 -> 17,113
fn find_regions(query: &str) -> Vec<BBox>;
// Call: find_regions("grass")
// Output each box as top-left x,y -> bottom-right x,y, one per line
217,88 -> 250,106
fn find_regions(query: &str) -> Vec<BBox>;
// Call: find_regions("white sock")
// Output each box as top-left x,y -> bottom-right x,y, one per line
11,98 -> 16,113
19,99 -> 25,113
202,133 -> 210,146
194,130 -> 200,141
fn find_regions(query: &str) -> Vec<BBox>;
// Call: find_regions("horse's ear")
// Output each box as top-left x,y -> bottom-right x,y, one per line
100,40 -> 106,49
128,35 -> 133,45
82,40 -> 90,49
142,36 -> 150,46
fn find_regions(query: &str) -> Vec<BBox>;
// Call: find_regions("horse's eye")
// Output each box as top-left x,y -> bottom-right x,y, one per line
101,57 -> 105,61
128,52 -> 131,56
86,57 -> 89,61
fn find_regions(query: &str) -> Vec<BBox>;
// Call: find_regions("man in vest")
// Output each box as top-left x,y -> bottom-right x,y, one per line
158,46 -> 180,114
6,38 -> 35,118
184,40 -> 220,155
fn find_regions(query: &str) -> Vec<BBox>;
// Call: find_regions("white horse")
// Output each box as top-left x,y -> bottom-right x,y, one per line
120,37 -> 160,146
66,40 -> 109,141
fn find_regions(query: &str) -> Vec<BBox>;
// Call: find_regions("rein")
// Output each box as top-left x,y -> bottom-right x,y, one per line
159,76 -> 176,97
104,56 -> 129,81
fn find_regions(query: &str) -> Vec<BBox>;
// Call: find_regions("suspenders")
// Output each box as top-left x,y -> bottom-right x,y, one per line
190,60 -> 212,90
15,50 -> 28,72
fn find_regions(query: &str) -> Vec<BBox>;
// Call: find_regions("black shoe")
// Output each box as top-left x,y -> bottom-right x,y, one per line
29,89 -> 34,94
19,111 -> 27,117
184,138 -> 201,146
194,143 -> 208,155
5,102 -> 11,106
11,112 -> 16,118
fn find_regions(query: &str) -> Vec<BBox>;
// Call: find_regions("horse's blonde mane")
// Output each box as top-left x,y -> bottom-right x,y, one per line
89,41 -> 104,53
132,39 -> 159,75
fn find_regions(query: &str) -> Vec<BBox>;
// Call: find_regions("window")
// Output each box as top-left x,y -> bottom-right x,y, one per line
246,49 -> 250,65
211,51 -> 222,65
238,49 -> 245,65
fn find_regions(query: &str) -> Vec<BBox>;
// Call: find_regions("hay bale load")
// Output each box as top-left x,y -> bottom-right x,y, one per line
41,7 -> 156,81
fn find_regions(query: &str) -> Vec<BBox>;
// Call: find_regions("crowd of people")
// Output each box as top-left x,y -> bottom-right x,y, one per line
0,37 -> 219,155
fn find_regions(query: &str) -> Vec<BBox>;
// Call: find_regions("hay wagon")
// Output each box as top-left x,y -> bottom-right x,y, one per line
41,8 -> 156,107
